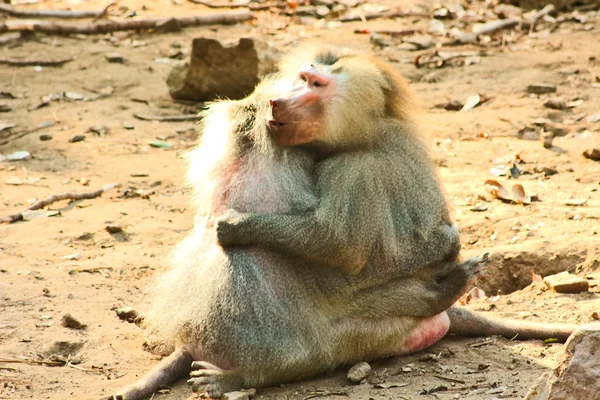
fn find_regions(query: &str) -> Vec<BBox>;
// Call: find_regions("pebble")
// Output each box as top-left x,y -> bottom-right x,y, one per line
527,83 -> 557,94
69,135 -> 86,143
222,392 -> 249,400
544,97 -> 567,110
105,52 -> 125,63
39,134 -> 53,141
582,148 -> 600,161
347,361 -> 371,383
61,313 -> 87,330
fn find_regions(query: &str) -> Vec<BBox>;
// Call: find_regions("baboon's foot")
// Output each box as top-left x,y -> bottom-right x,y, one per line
187,361 -> 243,398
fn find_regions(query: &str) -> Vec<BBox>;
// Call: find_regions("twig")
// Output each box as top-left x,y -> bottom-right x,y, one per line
0,10 -> 253,34
0,57 -> 73,66
338,9 -> 429,23
133,113 -> 200,122
0,3 -> 114,19
452,4 -> 556,45
1,183 -> 121,224
353,28 -> 420,37
68,266 -> 114,275
188,0 -> 282,10
433,374 -> 466,384
0,359 -> 64,366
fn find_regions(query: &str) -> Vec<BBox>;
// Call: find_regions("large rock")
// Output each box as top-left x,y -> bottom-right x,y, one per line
167,37 -> 281,102
525,328 -> 600,400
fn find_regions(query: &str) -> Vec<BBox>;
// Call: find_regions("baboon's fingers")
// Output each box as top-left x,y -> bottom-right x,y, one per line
191,360 -> 223,371
190,369 -> 222,377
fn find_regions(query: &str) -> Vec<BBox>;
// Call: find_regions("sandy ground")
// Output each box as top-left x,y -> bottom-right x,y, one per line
1,1 -> 600,399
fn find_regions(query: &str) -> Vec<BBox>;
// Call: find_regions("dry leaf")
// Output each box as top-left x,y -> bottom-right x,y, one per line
461,94 -> 481,112
511,184 -> 531,204
565,199 -> 587,206
531,269 -> 543,283
485,180 -> 511,201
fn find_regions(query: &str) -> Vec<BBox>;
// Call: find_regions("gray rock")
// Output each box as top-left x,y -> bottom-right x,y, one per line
347,361 -> 371,383
525,328 -> 600,399
222,392 -> 249,400
69,135 -> 85,143
105,52 -> 125,63
527,83 -> 557,94
167,37 -> 281,102
544,97 -> 567,110
404,35 -> 436,50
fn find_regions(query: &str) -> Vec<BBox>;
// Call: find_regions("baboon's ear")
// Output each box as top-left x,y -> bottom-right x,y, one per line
371,57 -> 415,121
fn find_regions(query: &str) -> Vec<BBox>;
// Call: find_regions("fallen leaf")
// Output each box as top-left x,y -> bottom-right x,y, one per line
509,163 -> 522,179
149,141 -> 173,149
582,148 -> 600,160
485,180 -> 511,201
461,94 -> 481,112
531,270 -> 543,283
565,199 -> 587,206
511,184 -> 531,204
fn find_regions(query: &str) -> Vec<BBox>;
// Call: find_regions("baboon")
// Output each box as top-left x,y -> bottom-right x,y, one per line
111,46 -> 582,400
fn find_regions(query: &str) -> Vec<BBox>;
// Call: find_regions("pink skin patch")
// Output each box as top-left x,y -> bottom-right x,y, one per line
401,312 -> 450,354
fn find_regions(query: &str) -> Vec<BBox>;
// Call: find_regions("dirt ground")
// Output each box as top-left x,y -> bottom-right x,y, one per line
1,0 -> 600,399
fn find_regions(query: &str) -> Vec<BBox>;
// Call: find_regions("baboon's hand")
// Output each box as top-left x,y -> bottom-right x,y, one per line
215,209 -> 246,247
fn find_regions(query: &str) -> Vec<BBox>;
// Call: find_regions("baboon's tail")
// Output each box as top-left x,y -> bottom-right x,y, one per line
447,306 -> 578,342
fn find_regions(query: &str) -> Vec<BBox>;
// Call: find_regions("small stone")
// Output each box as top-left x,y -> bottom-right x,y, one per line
105,224 -> 123,233
69,135 -> 85,143
347,361 -> 371,383
582,148 -> 600,161
404,35 -> 435,50
61,313 -> 87,330
0,102 -> 11,112
494,4 -> 522,18
544,97 -> 567,110
540,131 -> 554,149
370,33 -> 391,47
527,83 -> 557,94
222,391 -> 249,400
105,52 -> 125,63
123,123 -> 134,130
154,17 -> 181,33
39,134 -> 53,141
397,42 -> 419,51
543,271 -> 589,294
316,5 -> 330,17
89,125 -> 109,135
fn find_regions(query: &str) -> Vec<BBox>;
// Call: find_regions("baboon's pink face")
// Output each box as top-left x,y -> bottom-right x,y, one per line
267,64 -> 336,147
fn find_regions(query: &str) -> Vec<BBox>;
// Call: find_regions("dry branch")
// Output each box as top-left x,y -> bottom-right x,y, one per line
339,9 -> 429,22
0,3 -> 114,19
0,359 -> 64,366
1,183 -> 121,224
188,0 -> 281,10
354,28 -> 420,37
0,9 -> 253,34
0,57 -> 73,66
453,4 -> 556,44
133,113 -> 200,122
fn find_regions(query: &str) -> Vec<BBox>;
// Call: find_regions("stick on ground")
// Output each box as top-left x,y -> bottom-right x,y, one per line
1,183 -> 121,224
0,57 -> 74,66
133,113 -> 200,122
0,9 -> 253,34
0,3 -> 114,19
